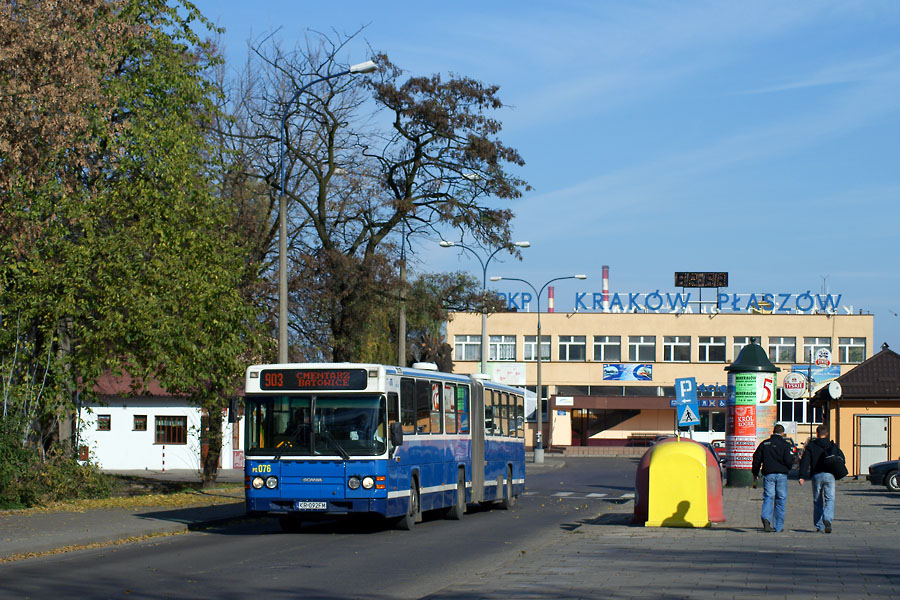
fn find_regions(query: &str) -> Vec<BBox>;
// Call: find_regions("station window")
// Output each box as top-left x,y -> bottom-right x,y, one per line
453,334 -> 481,362
558,335 -> 586,361
663,336 -> 691,362
628,336 -> 656,362
733,336 -> 752,360
593,335 -> 621,361
698,336 -> 725,362
155,416 -> 186,444
524,335 -> 550,361
838,337 -> 866,363
768,337 -> 796,363
489,335 -> 516,361
803,337 -> 831,363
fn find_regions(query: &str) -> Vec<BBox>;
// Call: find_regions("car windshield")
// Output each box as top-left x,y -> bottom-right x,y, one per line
246,394 -> 386,457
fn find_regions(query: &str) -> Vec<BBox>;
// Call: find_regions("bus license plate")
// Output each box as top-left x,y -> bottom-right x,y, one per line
296,501 -> 327,510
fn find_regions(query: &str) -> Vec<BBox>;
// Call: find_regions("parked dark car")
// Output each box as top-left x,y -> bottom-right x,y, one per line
868,459 -> 899,492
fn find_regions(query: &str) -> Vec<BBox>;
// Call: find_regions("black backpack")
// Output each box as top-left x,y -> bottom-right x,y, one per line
821,442 -> 848,480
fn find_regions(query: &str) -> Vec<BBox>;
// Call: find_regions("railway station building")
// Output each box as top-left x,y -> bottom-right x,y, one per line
445,278 -> 876,471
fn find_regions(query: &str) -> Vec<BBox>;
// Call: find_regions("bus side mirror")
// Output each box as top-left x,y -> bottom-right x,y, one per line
389,422 -> 403,447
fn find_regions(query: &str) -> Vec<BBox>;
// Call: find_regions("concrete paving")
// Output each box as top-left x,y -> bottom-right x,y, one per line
2,462 -> 898,600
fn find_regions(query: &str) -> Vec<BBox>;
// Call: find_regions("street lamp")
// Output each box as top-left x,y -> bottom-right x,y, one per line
490,274 -> 587,464
277,60 -> 377,363
440,240 -> 531,374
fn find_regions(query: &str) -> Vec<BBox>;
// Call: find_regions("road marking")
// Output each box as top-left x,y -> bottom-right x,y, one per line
620,492 -> 635,499
586,493 -> 608,498
552,492 -> 575,497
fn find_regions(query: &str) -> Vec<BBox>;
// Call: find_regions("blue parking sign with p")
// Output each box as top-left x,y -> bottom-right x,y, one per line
675,377 -> 701,426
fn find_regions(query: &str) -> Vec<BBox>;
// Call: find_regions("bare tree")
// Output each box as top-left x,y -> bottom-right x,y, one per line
215,30 -> 529,361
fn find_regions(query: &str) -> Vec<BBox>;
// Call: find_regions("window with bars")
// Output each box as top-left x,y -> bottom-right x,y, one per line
453,334 -> 482,362
768,336 -> 796,363
663,336 -> 691,362
593,335 -> 621,361
558,335 -> 586,361
488,335 -> 516,361
155,416 -> 187,444
803,337 -> 831,363
698,336 -> 726,362
628,336 -> 656,362
523,335 -> 550,361
838,337 -> 866,363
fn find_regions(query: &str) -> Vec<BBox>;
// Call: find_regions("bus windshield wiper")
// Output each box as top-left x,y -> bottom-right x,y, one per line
319,430 -> 350,460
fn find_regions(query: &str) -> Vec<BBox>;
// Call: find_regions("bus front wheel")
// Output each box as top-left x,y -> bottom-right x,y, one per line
395,480 -> 419,530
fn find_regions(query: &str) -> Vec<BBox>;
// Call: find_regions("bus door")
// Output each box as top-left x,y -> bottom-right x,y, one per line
470,378 -> 486,502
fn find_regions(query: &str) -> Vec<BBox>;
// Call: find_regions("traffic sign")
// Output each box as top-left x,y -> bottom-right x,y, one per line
678,404 -> 700,426
675,377 -> 700,426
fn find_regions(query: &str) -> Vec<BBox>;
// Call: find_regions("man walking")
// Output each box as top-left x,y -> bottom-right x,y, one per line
752,424 -> 795,532
799,425 -> 845,533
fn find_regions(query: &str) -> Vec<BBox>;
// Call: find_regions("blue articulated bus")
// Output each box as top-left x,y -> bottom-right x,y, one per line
243,362 -> 526,530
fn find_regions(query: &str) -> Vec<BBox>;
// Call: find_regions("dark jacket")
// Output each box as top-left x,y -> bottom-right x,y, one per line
752,434 -> 794,477
799,437 -> 845,480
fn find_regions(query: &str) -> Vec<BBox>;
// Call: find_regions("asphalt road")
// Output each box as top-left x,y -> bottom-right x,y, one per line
1,457 -> 638,599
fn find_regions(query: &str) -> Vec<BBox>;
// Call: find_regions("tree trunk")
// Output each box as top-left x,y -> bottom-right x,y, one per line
202,402 -> 223,488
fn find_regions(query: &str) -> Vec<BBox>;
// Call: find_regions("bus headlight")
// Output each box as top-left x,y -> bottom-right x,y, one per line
362,476 -> 375,490
348,476 -> 361,490
265,476 -> 278,489
251,476 -> 264,489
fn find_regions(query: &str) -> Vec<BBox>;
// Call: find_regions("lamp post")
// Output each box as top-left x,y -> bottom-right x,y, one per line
439,240 -> 530,374
490,274 -> 587,463
278,60 -> 378,363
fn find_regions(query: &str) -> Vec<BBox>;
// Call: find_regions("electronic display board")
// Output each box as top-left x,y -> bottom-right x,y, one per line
259,368 -> 368,391
674,272 -> 728,288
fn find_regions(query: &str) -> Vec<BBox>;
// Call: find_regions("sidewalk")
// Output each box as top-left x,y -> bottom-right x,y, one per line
0,470 -> 246,561
426,477 -> 900,599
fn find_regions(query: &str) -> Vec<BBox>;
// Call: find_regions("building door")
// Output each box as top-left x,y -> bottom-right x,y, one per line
857,416 -> 889,473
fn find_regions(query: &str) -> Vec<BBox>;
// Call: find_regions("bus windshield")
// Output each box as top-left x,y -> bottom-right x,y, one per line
246,395 -> 386,457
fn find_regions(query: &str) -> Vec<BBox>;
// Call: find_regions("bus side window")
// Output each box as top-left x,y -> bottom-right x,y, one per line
430,380 -> 442,434
401,378 -> 416,435
415,379 -> 431,434
516,395 -> 525,438
444,383 -> 457,434
457,385 -> 470,434
484,390 -> 494,435
504,393 -> 513,437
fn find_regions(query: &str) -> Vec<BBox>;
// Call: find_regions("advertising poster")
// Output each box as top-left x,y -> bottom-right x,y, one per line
602,363 -> 652,381
726,436 -> 756,469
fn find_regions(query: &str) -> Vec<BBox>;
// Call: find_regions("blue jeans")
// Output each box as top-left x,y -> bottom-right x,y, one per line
761,473 -> 788,531
812,472 -> 836,531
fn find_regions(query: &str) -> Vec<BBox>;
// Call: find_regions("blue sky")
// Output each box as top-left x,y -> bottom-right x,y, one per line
194,0 -> 900,349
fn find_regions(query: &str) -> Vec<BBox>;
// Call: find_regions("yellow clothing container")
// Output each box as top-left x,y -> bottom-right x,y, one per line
645,440 -> 710,528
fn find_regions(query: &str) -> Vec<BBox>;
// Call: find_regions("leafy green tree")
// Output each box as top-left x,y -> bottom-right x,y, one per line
1,0 -> 261,485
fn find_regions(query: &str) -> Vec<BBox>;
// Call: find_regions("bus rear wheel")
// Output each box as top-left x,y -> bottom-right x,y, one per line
445,469 -> 466,520
499,466 -> 515,509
